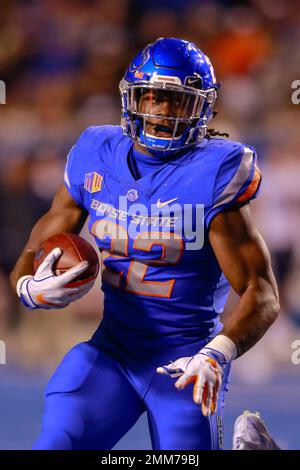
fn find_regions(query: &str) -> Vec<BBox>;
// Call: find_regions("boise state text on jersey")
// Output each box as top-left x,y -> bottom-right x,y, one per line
63,125 -> 261,362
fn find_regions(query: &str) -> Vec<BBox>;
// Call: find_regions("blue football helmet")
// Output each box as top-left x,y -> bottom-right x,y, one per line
119,37 -> 218,156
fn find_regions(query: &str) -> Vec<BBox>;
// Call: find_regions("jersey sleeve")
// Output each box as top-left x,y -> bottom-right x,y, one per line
205,144 -> 262,229
63,127 -> 95,208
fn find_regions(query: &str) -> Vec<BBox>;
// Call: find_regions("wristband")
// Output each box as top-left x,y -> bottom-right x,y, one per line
16,275 -> 33,297
204,334 -> 238,362
16,275 -> 37,309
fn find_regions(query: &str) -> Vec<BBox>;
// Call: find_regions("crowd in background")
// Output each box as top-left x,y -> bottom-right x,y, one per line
0,0 -> 300,378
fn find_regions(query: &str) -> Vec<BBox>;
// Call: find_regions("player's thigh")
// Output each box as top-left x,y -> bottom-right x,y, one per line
39,341 -> 145,449
146,364 -> 230,450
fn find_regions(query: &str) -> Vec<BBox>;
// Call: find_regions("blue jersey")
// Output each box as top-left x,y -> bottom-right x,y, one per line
64,125 -> 261,359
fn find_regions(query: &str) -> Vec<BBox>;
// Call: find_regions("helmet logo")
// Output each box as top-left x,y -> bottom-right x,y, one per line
141,45 -> 151,67
130,45 -> 151,71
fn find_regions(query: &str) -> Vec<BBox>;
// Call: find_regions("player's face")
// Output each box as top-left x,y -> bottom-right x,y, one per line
136,89 -> 202,138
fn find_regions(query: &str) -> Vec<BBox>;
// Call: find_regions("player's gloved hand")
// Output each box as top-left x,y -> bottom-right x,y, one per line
156,347 -> 228,416
16,247 -> 95,310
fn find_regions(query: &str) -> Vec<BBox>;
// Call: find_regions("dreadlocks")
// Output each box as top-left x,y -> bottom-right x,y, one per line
206,110 -> 229,139
206,129 -> 230,139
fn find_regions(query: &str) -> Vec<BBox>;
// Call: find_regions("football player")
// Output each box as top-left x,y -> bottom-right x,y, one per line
10,38 -> 279,450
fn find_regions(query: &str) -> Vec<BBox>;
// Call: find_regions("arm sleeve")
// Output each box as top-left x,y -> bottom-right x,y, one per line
205,145 -> 262,229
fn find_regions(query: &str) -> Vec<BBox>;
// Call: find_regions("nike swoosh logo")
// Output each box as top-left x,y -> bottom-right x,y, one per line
156,197 -> 178,208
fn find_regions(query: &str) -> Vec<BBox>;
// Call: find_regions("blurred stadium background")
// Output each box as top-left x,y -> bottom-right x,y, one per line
0,0 -> 300,450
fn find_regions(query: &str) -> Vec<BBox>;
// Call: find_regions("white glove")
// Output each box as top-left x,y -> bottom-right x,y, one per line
157,348 -> 227,416
17,247 -> 95,310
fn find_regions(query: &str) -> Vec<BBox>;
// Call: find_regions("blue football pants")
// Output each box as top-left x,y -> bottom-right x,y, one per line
33,340 -> 230,450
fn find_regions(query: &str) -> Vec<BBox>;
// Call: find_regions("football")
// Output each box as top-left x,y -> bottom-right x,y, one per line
34,233 -> 100,285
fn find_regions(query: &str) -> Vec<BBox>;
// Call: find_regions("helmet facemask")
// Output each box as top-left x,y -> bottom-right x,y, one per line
120,79 -> 217,155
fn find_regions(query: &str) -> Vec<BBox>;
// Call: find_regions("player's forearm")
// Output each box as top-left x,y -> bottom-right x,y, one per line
221,277 -> 280,357
10,206 -> 87,291
10,250 -> 36,291
10,211 -> 63,290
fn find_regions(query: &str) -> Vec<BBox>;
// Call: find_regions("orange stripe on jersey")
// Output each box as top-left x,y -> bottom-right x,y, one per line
237,166 -> 262,203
